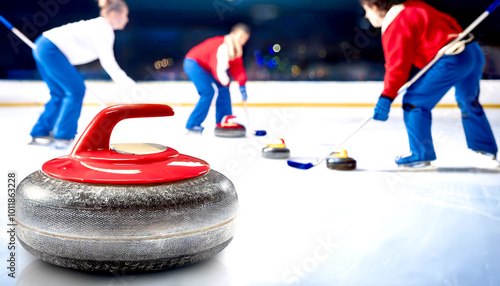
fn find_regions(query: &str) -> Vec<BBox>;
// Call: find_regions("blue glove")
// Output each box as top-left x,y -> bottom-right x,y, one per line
240,86 -> 248,101
373,96 -> 393,121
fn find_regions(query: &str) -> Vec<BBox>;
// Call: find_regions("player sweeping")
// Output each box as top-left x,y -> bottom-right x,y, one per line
361,0 -> 499,169
30,0 -> 134,149
184,23 -> 250,134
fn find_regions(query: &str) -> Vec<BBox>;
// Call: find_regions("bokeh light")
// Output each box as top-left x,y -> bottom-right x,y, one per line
291,65 -> 302,77
268,46 -> 275,55
161,59 -> 168,68
319,49 -> 327,59
278,58 -> 289,70
273,44 -> 281,53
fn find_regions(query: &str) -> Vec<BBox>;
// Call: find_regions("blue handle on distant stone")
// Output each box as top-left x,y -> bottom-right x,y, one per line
488,0 -> 500,13
0,15 -> 14,30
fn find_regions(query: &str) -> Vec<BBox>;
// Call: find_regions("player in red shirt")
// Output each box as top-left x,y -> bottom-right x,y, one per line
184,23 -> 250,134
361,0 -> 498,168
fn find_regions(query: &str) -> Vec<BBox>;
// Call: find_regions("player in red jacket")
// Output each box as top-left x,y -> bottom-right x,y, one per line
184,24 -> 250,134
361,0 -> 498,169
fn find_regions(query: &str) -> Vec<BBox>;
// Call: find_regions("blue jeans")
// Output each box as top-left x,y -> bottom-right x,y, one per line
31,36 -> 86,140
184,58 -> 232,129
402,42 -> 497,161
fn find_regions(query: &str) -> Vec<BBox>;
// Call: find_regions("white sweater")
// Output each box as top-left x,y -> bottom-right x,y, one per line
43,17 -> 134,85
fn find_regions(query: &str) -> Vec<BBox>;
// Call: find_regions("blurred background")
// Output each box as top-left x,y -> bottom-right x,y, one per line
1,0 -> 499,82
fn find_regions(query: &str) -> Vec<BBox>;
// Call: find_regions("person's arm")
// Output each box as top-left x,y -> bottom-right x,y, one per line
228,57 -> 248,101
93,28 -> 135,86
215,43 -> 231,86
228,57 -> 247,87
381,13 -> 416,100
374,12 -> 416,121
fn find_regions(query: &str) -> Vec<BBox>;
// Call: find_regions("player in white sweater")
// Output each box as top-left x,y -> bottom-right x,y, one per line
30,0 -> 133,149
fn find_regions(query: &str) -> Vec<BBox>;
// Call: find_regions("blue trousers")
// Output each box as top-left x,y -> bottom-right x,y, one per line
31,36 -> 86,140
184,58 -> 232,129
402,42 -> 497,160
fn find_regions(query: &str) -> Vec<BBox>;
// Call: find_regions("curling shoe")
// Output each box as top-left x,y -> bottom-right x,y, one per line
53,139 -> 73,150
29,135 -> 54,146
186,126 -> 204,135
396,152 -> 436,171
471,151 -> 500,169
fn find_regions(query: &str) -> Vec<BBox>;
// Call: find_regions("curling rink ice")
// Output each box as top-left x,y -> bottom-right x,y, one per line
1,80 -> 500,286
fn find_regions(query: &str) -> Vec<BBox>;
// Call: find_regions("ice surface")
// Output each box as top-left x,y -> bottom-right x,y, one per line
1,81 -> 500,286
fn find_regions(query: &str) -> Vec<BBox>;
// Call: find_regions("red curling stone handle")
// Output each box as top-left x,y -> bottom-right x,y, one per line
42,104 -> 210,184
71,104 -> 174,157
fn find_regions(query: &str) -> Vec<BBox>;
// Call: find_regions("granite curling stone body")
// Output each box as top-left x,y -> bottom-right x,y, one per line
214,115 -> 246,138
326,149 -> 357,171
262,138 -> 290,159
16,104 -> 239,272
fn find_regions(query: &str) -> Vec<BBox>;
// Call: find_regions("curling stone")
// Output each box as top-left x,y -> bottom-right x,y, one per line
262,138 -> 290,159
214,115 -> 246,138
16,104 -> 238,273
326,149 -> 357,170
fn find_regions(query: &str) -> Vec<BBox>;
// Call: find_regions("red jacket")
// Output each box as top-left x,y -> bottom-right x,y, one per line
186,36 -> 247,87
382,0 -> 463,98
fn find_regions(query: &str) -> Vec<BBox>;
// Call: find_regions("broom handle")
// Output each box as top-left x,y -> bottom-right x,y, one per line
0,15 -> 36,49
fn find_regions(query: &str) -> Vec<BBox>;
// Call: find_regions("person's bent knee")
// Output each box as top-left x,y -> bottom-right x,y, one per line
198,86 -> 215,98
65,84 -> 86,100
403,104 -> 432,119
457,97 -> 484,118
